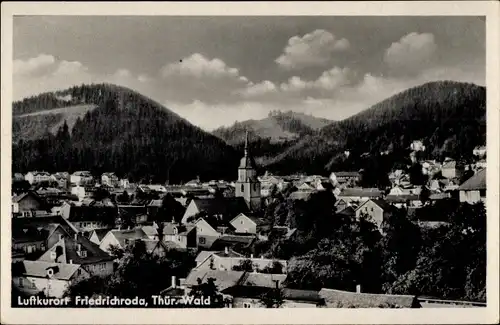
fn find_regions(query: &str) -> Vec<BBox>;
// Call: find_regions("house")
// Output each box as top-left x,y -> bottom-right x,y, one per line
458,169 -> 486,204
442,159 -> 464,179
12,228 -> 49,262
410,140 -> 426,152
337,188 -> 383,203
11,191 -> 47,217
119,178 -> 130,188
140,224 -> 160,240
473,145 -> 487,158
60,200 -> 117,232
319,288 -> 421,308
24,171 -> 51,185
355,199 -> 394,229
230,213 -> 269,235
140,239 -> 178,258
70,171 -> 94,186
194,218 -> 224,249
88,228 -> 112,245
336,206 -> 356,218
11,260 -> 89,298
225,272 -> 288,308
38,233 -> 115,277
329,172 -> 361,186
181,197 -> 249,224
50,172 -> 70,189
160,222 -> 197,249
296,182 -> 315,191
316,181 -> 334,191
13,172 -> 25,182
98,228 -> 149,254
385,195 -> 422,208
118,204 -> 149,226
147,199 -> 163,218
101,172 -> 119,187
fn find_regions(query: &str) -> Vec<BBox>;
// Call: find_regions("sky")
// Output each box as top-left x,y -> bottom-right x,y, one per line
13,16 -> 485,130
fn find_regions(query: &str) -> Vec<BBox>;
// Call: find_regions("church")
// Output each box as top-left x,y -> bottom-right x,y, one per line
235,132 -> 261,211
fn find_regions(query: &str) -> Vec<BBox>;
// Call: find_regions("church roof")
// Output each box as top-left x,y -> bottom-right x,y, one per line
239,130 -> 257,169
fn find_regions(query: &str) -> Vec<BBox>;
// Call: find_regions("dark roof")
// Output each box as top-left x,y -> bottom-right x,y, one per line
336,206 -> 356,217
12,215 -> 78,236
89,228 -> 111,241
370,199 -> 393,211
210,235 -> 257,251
319,288 -> 420,308
12,191 -> 43,204
231,213 -> 268,227
339,188 -> 383,198
161,222 -> 194,236
39,233 -> 114,265
458,169 -> 486,190
68,204 -> 117,223
239,272 -> 287,288
385,195 -> 420,203
282,288 -> 323,303
191,197 -> 250,219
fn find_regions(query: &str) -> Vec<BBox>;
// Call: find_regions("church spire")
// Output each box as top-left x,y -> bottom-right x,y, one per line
244,130 -> 249,157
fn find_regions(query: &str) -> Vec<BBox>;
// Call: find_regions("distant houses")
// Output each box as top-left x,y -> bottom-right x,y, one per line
458,168 -> 486,204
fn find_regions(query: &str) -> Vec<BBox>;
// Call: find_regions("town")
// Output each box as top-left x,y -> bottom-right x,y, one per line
10,132 -> 487,308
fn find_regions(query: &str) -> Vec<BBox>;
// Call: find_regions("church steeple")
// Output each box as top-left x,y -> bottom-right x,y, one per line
236,129 -> 261,211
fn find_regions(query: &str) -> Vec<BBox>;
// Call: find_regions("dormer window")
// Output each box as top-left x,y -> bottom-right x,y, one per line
79,250 -> 87,258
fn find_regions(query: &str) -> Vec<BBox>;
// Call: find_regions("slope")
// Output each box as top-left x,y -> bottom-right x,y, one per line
12,84 -> 240,183
265,80 -> 486,176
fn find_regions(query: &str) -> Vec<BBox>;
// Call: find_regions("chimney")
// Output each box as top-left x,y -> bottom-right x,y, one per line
69,259 -> 73,264
171,276 -> 176,289
224,246 -> 229,255
74,233 -> 78,240
250,254 -> 254,259
260,255 -> 264,259
356,284 -> 361,293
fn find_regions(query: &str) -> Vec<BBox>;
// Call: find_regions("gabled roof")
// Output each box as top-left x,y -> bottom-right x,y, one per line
458,168 -> 486,191
38,233 -> 114,265
12,215 -> 78,236
12,191 -> 43,204
110,228 -> 149,247
230,213 -> 268,227
161,222 -> 193,236
336,206 -> 356,217
13,260 -> 83,281
239,272 -> 287,288
190,197 -> 249,218
319,288 -> 420,308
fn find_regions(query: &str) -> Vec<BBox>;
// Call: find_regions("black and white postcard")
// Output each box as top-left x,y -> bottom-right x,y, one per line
1,1 -> 499,324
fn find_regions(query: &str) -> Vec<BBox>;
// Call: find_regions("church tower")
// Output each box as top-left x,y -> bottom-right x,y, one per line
235,131 -> 261,211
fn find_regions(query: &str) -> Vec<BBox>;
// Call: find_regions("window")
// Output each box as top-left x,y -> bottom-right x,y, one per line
80,250 -> 87,258
199,237 -> 206,244
480,189 -> 486,197
26,245 -> 33,254
241,220 -> 244,224
241,184 -> 244,192
243,302 -> 252,308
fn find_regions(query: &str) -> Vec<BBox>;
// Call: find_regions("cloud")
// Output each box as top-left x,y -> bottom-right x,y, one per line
52,60 -> 89,76
384,32 -> 437,73
13,54 -> 56,77
275,29 -> 350,70
239,80 -> 277,97
280,67 -> 353,92
161,53 -> 240,79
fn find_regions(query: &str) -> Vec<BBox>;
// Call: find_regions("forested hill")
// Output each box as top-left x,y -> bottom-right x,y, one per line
212,110 -> 331,145
12,84 -> 240,183
266,81 -> 486,176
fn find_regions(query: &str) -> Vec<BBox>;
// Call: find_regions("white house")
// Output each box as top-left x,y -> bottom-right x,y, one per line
12,260 -> 89,298
24,171 -> 51,185
70,171 -> 93,186
355,199 -> 393,229
458,169 -> 486,204
101,173 -> 119,187
229,213 -> 267,235
98,228 -> 149,254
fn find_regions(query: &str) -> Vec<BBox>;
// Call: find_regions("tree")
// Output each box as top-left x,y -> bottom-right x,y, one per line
188,277 -> 229,308
116,191 -> 130,203
261,261 -> 284,274
419,185 -> 431,204
232,259 -> 253,272
259,286 -> 285,308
